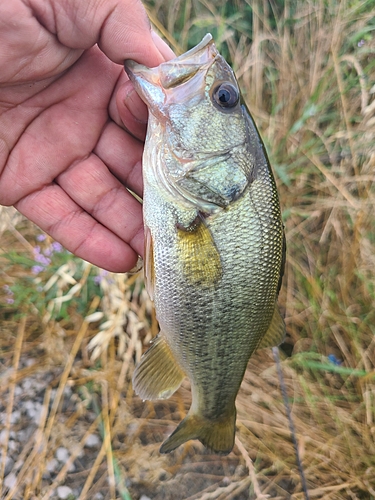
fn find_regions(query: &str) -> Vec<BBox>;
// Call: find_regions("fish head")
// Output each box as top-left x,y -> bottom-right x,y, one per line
125,34 -> 251,211
125,34 -> 241,112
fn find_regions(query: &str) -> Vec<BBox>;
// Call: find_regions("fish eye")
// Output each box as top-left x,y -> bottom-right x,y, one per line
212,83 -> 239,109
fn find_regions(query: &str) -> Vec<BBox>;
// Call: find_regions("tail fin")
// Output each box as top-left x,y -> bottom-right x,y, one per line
159,410 -> 236,455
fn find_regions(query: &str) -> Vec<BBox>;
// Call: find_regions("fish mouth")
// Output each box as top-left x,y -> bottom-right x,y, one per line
124,34 -> 217,111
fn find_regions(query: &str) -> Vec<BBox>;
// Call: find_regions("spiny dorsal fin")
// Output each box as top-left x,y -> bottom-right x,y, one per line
132,335 -> 185,400
257,304 -> 285,350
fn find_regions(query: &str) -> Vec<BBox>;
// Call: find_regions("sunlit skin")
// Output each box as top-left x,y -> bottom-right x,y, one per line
0,0 -> 174,272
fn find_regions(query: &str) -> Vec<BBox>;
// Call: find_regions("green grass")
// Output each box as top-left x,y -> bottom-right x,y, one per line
1,0 -> 375,498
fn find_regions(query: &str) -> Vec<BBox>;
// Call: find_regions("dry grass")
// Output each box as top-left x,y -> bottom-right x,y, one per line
1,0 -> 375,498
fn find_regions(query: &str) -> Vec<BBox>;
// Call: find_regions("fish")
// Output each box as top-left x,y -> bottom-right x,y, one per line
124,34 -> 286,456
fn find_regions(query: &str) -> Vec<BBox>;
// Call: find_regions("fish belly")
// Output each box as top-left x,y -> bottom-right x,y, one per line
146,165 -> 283,418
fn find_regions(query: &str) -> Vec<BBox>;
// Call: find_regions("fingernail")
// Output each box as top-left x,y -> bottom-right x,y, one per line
125,89 -> 148,123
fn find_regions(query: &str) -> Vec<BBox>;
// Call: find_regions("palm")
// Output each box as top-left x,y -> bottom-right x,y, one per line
0,0 -> 172,272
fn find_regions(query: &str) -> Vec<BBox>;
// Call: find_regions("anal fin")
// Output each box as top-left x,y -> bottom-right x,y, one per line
257,304 -> 286,350
132,335 -> 185,400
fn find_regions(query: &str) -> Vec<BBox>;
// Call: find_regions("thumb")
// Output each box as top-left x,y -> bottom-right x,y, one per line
33,0 -> 167,66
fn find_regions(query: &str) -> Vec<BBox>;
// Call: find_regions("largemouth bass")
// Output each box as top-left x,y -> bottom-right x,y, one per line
125,34 -> 285,455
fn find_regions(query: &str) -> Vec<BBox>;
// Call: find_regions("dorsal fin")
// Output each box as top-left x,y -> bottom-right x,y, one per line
257,304 -> 285,350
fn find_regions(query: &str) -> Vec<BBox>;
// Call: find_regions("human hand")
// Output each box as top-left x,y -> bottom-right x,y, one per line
0,0 -> 174,272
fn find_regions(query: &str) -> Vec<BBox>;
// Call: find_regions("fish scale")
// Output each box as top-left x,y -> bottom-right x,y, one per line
125,34 -> 285,455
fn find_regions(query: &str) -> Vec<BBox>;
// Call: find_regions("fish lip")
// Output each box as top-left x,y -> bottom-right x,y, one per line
124,33 -> 214,76
167,33 -> 214,64
124,61 -> 165,111
124,34 -> 217,106
124,60 -> 153,86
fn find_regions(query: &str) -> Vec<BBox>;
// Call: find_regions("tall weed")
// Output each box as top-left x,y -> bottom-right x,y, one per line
1,1 -> 375,498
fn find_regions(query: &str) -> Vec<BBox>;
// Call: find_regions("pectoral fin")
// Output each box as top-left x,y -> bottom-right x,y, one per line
257,304 -> 285,350
132,335 -> 185,400
177,214 -> 222,288
144,226 -> 155,301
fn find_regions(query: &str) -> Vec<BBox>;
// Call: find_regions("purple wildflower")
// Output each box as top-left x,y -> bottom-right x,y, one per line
38,255 -> 51,266
94,270 -> 109,285
36,234 -> 47,242
44,246 -> 53,257
52,242 -> 63,252
32,265 -> 45,275
33,245 -> 51,264
33,246 -> 51,266
3,286 -> 14,304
